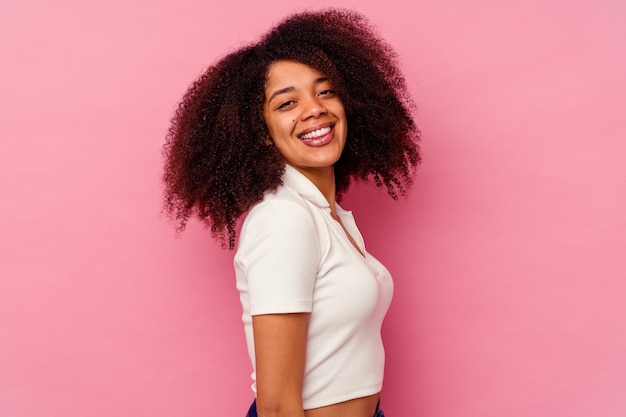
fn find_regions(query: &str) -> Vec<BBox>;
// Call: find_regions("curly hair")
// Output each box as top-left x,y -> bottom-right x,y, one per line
163,9 -> 421,248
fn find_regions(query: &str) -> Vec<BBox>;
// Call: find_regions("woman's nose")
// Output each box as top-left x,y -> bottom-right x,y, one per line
300,96 -> 327,120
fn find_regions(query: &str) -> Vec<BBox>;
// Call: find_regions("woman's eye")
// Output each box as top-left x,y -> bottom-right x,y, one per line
277,100 -> 294,109
319,89 -> 334,96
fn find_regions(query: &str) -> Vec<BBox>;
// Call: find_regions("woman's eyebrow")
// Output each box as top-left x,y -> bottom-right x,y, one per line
267,86 -> 294,104
267,77 -> 329,104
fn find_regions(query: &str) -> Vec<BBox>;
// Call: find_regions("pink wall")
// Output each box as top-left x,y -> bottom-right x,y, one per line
1,0 -> 625,416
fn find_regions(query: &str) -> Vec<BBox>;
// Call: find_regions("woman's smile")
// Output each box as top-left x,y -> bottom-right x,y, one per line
297,123 -> 335,146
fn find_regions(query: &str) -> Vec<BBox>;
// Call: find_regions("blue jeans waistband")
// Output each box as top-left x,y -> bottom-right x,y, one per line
245,400 -> 385,417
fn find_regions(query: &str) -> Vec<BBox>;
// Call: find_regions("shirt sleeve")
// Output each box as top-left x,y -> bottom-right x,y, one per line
237,198 -> 321,316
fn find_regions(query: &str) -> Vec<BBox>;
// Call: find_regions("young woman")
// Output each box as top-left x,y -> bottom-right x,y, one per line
162,9 -> 420,417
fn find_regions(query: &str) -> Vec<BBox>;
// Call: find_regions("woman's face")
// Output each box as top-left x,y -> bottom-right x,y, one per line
263,60 -> 347,178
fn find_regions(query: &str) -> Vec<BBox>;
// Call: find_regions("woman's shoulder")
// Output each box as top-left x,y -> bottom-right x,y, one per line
246,182 -> 313,219
242,184 -> 317,233
236,184 -> 325,264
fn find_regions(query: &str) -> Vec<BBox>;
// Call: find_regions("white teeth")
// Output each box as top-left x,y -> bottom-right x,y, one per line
299,126 -> 331,140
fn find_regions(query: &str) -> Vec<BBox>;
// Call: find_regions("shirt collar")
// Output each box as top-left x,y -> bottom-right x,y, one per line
282,164 -> 331,208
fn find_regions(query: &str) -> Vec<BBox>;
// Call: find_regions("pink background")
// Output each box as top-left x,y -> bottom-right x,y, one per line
1,0 -> 625,416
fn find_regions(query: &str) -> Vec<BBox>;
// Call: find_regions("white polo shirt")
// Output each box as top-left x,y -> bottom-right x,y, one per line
234,164 -> 394,410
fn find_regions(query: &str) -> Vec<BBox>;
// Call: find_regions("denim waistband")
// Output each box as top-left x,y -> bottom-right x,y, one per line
245,400 -> 385,417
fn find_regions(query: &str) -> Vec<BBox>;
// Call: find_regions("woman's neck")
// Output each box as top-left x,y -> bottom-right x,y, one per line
288,164 -> 337,211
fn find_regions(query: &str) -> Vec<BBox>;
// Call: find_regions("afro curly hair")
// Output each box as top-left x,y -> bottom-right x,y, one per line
162,8 -> 421,248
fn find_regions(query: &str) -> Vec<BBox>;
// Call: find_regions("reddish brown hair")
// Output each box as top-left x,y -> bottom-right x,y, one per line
163,9 -> 421,248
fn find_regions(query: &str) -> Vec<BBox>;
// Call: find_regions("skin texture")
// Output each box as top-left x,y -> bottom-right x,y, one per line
253,313 -> 309,417
263,61 -> 347,201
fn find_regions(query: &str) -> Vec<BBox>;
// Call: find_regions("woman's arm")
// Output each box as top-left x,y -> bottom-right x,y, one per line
253,313 -> 310,417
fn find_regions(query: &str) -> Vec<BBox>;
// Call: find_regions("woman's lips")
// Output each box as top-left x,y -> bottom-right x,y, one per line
298,125 -> 334,147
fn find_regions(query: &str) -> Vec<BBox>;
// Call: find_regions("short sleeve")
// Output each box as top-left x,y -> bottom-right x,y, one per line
236,198 -> 321,315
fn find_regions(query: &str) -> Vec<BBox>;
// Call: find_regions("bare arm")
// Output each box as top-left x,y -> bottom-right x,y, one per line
253,313 -> 310,417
